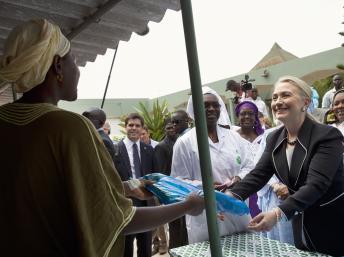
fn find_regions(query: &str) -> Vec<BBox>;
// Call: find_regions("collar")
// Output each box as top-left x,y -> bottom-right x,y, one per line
275,116 -> 314,148
123,136 -> 140,146
0,102 -> 60,126
180,127 -> 191,136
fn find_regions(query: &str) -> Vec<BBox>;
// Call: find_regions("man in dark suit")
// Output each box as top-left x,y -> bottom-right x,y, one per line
114,113 -> 154,257
168,110 -> 190,248
152,118 -> 177,254
153,118 -> 177,175
172,110 -> 190,137
82,107 -> 116,163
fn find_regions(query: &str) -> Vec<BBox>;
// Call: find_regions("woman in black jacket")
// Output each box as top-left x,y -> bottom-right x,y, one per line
229,76 -> 344,256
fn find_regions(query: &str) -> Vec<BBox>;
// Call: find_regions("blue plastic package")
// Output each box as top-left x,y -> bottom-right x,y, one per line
143,173 -> 249,216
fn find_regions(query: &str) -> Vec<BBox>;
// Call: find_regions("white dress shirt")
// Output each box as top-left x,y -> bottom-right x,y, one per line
322,88 -> 336,109
123,137 -> 141,179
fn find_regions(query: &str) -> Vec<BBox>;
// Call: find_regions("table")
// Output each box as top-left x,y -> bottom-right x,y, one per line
169,233 -> 329,257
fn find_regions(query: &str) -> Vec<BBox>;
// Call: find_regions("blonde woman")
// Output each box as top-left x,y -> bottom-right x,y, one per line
229,76 -> 344,256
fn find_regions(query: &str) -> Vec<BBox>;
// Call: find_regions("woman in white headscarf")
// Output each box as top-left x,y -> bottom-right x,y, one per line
171,87 -> 254,243
186,86 -> 232,127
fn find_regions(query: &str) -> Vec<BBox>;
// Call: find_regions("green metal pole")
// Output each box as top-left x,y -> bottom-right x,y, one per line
180,1 -> 222,257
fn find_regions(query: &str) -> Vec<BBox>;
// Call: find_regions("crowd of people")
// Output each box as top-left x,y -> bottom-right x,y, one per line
1,19 -> 343,257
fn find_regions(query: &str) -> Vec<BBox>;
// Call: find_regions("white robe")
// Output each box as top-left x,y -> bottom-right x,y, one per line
171,126 -> 254,243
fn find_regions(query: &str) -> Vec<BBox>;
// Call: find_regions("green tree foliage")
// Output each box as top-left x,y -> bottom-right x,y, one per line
117,115 -> 127,134
313,72 -> 344,104
112,115 -> 126,142
135,100 -> 171,141
337,64 -> 344,70
313,76 -> 332,104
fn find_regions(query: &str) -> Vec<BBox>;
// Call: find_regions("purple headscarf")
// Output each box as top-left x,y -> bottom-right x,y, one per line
235,101 -> 264,135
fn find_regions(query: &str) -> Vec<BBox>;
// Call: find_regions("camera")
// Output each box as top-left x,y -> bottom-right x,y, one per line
226,74 -> 255,104
226,74 -> 255,93
240,74 -> 255,92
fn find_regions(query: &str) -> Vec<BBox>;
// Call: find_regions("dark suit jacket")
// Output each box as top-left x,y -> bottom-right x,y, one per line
153,136 -> 175,175
113,139 -> 154,207
98,130 -> 116,163
231,117 -> 344,256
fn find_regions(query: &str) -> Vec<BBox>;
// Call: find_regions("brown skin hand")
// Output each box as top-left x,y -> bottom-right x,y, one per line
122,192 -> 205,235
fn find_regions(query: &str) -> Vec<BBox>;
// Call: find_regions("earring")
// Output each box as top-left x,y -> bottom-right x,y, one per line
56,74 -> 63,83
301,106 -> 306,112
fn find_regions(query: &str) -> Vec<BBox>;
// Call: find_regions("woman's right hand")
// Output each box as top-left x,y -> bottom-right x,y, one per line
248,210 -> 278,232
272,183 -> 289,200
184,192 -> 205,216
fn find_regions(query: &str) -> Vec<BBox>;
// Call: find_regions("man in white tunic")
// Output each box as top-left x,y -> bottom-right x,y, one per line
171,87 -> 253,243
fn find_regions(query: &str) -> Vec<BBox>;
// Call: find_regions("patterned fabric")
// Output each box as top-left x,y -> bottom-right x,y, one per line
0,102 -> 60,125
170,233 -> 329,257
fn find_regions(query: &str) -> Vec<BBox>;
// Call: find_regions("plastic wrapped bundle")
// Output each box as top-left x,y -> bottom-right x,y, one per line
143,173 -> 249,216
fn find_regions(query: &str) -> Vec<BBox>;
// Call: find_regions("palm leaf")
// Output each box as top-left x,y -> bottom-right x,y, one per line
135,99 -> 171,141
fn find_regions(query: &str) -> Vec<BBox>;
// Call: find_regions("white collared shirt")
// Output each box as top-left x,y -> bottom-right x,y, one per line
123,137 -> 141,179
170,125 -> 254,243
322,88 -> 336,109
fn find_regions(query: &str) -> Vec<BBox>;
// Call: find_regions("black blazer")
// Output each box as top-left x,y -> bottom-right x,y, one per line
114,139 -> 154,181
231,117 -> 344,256
98,130 -> 116,164
153,136 -> 175,175
113,139 -> 154,207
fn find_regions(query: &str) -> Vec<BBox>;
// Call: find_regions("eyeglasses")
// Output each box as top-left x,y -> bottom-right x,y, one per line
239,111 -> 255,117
172,119 -> 183,124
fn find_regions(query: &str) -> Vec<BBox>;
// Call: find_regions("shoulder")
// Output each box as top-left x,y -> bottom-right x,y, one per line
226,126 -> 243,140
115,139 -> 124,146
151,139 -> 159,147
140,141 -> 154,152
155,138 -> 167,148
177,127 -> 196,143
323,89 -> 334,97
45,108 -> 88,125
174,128 -> 196,152
113,140 -> 124,155
311,120 -> 343,140
265,126 -> 285,144
43,109 -> 96,136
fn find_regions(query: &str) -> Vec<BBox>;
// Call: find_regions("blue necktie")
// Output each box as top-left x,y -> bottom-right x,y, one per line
133,143 -> 141,178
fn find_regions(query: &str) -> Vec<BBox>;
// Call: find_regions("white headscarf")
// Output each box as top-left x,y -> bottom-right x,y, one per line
0,19 -> 70,93
186,86 -> 231,126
